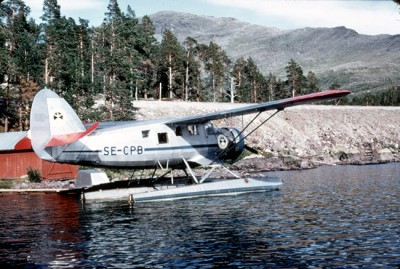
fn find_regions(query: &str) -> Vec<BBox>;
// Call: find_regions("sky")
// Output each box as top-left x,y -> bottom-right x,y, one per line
24,0 -> 400,36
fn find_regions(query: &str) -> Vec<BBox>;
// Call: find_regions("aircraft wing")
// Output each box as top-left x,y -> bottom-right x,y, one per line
165,90 -> 350,126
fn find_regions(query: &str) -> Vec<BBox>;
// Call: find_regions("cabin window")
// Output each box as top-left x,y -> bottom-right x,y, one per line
175,126 -> 182,136
142,130 -> 150,138
188,125 -> 198,136
205,123 -> 216,135
158,132 -> 168,144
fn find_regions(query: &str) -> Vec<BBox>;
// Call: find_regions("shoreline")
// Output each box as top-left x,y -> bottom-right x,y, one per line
1,160 -> 398,193
0,189 -> 62,193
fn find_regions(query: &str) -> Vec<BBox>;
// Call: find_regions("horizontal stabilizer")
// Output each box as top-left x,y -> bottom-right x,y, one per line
14,135 -> 32,150
45,122 -> 99,147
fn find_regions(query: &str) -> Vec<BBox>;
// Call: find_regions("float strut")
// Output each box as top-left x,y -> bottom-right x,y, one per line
128,194 -> 135,205
182,158 -> 199,184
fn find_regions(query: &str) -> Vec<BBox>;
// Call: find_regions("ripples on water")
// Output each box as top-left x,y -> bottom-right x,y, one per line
0,163 -> 399,268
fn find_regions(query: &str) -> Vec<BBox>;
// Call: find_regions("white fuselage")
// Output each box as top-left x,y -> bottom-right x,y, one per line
48,121 -> 223,169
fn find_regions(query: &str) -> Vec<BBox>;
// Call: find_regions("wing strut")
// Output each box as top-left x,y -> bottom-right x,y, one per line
238,111 -> 263,139
212,109 -> 282,164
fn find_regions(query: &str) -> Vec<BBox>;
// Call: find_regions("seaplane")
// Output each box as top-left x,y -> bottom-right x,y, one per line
28,88 -> 350,202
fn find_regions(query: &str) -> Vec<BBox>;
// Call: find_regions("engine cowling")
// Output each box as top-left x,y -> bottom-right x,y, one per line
217,127 -> 245,162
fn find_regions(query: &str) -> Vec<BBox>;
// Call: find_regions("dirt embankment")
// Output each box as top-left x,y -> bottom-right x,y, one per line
134,100 -> 400,171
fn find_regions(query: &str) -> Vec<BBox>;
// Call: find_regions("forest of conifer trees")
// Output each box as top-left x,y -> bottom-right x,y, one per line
1,0 -> 399,132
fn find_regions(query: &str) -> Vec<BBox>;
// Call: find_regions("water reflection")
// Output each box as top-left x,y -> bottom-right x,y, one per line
0,193 -> 83,267
1,163 -> 399,268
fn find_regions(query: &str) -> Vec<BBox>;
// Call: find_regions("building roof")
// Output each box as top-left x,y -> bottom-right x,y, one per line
0,131 -> 28,151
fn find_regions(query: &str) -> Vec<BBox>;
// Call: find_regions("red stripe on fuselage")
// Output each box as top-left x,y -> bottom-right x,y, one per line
46,122 -> 99,147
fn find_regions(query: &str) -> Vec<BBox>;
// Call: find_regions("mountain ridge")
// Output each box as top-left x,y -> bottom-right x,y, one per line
149,11 -> 400,93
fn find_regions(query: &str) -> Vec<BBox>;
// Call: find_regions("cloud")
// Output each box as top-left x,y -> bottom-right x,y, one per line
206,0 -> 400,35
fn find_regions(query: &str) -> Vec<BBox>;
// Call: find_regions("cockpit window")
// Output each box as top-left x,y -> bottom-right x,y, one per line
188,125 -> 198,135
175,126 -> 182,136
205,123 -> 216,135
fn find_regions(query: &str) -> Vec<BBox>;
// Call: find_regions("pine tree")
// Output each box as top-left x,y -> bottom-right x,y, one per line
135,15 -> 157,100
72,18 -> 96,120
266,73 -> 277,101
41,0 -> 62,89
244,57 -> 266,103
14,11 -> 41,131
182,36 -> 204,101
99,0 -> 122,120
0,0 -> 15,131
0,0 -> 40,131
158,29 -> 185,99
0,2 -> 9,84
232,57 -> 246,102
201,42 -> 230,102
117,5 -> 140,119
285,59 -> 305,97
40,0 -> 88,109
274,78 -> 290,99
97,0 -> 140,120
232,57 -> 266,103
306,71 -> 319,93
58,17 -> 81,100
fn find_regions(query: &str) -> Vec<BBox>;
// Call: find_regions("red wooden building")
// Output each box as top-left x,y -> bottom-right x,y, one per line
0,131 -> 78,180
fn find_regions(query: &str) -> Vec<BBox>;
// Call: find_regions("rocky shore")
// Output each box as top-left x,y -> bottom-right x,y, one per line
1,178 -> 73,191
134,100 -> 400,171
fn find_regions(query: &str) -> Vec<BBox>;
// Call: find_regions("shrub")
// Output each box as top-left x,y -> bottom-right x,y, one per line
0,181 -> 12,189
27,167 -> 42,183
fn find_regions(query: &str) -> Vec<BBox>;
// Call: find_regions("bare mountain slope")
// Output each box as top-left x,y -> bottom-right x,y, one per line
150,11 -> 400,93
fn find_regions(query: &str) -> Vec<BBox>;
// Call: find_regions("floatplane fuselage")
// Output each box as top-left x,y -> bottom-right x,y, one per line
46,120 -> 243,170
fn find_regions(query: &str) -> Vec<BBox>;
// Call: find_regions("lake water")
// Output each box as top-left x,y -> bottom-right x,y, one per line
1,163 -> 399,268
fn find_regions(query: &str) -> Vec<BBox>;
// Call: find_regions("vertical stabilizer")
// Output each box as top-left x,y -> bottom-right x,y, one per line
30,88 -> 86,161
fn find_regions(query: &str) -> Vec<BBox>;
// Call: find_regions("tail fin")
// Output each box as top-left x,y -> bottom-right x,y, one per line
30,88 -> 98,161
